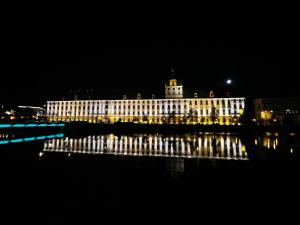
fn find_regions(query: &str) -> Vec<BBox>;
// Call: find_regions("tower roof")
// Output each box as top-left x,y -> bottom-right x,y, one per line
170,68 -> 176,79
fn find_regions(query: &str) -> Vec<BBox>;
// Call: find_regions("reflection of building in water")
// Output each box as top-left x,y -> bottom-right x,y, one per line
166,158 -> 185,176
43,133 -> 248,160
253,133 -> 279,150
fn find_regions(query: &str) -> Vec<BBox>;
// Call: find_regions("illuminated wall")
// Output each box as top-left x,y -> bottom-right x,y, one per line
46,97 -> 245,125
46,79 -> 245,125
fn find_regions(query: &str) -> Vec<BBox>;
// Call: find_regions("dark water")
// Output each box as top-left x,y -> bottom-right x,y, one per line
1,131 -> 300,224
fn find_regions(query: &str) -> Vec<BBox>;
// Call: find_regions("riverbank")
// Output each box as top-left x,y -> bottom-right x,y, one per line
64,122 -> 300,136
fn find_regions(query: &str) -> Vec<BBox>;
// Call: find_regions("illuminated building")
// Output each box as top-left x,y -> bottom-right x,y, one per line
254,98 -> 300,125
46,79 -> 245,125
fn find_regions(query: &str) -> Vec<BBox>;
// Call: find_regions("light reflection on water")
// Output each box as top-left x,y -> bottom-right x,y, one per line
43,133 -> 248,160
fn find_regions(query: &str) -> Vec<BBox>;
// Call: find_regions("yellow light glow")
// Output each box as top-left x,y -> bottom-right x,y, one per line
242,145 -> 246,152
261,111 -> 271,120
169,79 -> 177,86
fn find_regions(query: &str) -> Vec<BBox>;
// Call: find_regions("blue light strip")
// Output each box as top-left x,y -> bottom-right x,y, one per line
0,133 -> 64,145
12,124 -> 26,128
38,124 -> 48,127
26,124 -> 38,127
36,136 -> 47,140
0,124 -> 11,128
24,137 -> 36,141
46,135 -> 56,138
11,138 -> 23,143
0,123 -> 65,129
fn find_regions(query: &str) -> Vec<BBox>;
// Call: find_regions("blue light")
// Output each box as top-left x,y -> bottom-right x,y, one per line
12,124 -> 26,128
38,124 -> 48,127
11,138 -> 23,143
0,123 -> 65,128
24,137 -> 36,141
0,133 -> 65,144
46,135 -> 56,138
0,140 -> 10,144
26,124 -> 38,127
36,136 -> 47,140
0,124 -> 12,128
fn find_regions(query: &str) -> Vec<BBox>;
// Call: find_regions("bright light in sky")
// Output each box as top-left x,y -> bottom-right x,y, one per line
226,79 -> 232,85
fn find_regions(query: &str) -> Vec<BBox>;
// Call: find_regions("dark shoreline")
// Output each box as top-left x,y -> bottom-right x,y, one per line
63,122 -> 300,136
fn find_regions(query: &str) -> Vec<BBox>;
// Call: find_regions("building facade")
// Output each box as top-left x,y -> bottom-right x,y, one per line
254,98 -> 300,125
46,79 -> 245,125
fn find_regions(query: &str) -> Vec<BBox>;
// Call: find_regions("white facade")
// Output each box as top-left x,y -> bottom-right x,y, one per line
46,79 -> 245,125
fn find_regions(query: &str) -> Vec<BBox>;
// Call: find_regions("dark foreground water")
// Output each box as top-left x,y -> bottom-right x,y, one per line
1,131 -> 300,224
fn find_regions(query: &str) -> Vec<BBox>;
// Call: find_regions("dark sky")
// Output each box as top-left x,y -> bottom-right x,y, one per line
1,5 -> 299,105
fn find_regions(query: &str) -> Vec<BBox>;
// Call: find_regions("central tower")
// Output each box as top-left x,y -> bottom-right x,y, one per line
165,69 -> 183,98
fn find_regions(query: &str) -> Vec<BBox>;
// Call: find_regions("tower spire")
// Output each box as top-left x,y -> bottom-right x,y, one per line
170,68 -> 176,78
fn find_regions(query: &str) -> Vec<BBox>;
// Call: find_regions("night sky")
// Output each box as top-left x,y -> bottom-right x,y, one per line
1,5 -> 299,105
